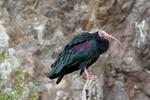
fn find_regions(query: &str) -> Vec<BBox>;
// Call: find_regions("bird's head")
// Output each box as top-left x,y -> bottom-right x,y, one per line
98,30 -> 122,45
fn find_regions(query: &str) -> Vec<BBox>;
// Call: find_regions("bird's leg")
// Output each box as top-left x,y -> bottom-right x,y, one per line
84,68 -> 96,80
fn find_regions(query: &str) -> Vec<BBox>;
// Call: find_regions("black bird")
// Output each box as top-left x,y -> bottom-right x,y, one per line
47,30 -> 121,84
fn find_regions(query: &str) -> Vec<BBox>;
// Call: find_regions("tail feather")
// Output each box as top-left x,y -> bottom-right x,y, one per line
56,74 -> 64,84
46,68 -> 60,79
46,72 -> 65,84
47,73 -> 59,79
47,70 -> 65,84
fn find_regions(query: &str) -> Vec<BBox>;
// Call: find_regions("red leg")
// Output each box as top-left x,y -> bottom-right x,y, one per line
84,68 -> 96,80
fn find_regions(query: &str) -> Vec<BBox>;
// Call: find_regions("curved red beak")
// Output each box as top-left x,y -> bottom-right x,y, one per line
104,32 -> 122,45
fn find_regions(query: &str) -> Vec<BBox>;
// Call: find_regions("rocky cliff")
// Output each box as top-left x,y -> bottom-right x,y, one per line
0,0 -> 150,100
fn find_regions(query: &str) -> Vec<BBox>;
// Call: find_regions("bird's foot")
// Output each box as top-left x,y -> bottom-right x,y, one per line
84,68 -> 96,80
87,74 -> 96,80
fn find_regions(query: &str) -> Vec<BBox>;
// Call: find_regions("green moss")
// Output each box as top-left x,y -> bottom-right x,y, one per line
0,54 -> 5,63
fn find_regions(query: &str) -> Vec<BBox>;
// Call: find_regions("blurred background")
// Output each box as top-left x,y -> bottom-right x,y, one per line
0,0 -> 150,100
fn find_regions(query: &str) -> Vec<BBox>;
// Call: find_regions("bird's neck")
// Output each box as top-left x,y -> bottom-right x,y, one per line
93,32 -> 109,54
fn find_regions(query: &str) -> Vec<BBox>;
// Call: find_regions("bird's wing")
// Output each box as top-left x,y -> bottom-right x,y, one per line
65,32 -> 92,49
48,40 -> 94,77
51,32 -> 92,68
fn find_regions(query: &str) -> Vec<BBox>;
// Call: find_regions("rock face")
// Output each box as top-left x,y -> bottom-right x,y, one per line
0,0 -> 150,100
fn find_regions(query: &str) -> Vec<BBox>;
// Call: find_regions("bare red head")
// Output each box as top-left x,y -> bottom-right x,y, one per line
98,30 -> 122,45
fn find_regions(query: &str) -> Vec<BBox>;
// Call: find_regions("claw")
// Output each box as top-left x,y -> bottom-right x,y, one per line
84,68 -> 96,80
87,75 -> 96,80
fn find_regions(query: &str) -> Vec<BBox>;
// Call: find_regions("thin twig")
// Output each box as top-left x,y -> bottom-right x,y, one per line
82,79 -> 89,100
82,79 -> 97,100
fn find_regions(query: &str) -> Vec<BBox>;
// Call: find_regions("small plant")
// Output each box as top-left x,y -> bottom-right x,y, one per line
0,68 -> 39,100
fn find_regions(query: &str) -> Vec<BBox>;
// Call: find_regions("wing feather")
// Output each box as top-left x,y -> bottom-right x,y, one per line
65,32 -> 92,49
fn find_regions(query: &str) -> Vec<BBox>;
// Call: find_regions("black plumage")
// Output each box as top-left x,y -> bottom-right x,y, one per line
47,31 -> 110,84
